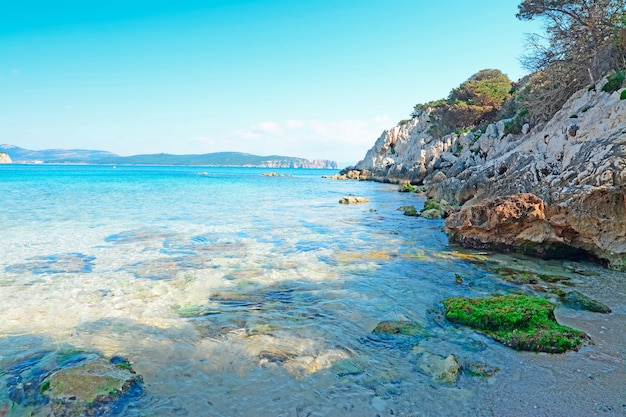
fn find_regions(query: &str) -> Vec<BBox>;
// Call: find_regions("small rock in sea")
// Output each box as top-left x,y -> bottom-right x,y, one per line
397,205 -> 418,216
44,357 -> 143,416
467,363 -> 500,378
561,290 -> 612,313
339,196 -> 370,204
399,183 -> 418,192
372,320 -> 426,337
420,208 -> 443,219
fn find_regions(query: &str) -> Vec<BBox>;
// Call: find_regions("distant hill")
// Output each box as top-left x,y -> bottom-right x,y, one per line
0,144 -> 117,163
0,145 -> 337,169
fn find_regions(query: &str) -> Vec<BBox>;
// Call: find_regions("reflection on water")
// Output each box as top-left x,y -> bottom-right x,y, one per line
0,166 -> 624,417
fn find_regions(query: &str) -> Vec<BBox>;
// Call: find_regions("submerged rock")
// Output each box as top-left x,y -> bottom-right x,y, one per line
562,290 -> 612,313
372,321 -> 427,337
366,320 -> 429,350
415,351 -> 460,384
443,294 -> 587,353
5,252 -> 95,274
2,342 -> 142,417
44,357 -> 142,416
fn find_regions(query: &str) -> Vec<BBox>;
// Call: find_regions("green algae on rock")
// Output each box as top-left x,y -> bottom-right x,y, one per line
372,320 -> 426,337
43,357 -> 142,416
443,295 -> 587,353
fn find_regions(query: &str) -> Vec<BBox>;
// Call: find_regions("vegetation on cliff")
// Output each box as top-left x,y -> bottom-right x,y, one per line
411,69 -> 514,138
409,0 -> 626,137
516,0 -> 626,123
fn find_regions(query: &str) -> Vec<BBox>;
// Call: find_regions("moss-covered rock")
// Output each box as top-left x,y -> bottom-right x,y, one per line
399,183 -> 418,192
43,357 -> 142,416
443,295 -> 587,353
372,320 -> 425,336
366,320 -> 429,350
398,205 -> 418,216
422,198 -> 441,211
420,208 -> 443,219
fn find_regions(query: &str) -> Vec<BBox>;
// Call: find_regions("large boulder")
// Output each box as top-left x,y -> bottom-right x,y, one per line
0,152 -> 11,164
445,191 -> 626,269
444,295 -> 587,353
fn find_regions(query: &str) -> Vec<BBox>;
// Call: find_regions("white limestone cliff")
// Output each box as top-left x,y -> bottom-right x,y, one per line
353,74 -> 626,269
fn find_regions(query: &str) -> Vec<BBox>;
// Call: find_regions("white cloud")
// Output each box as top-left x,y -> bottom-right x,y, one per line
194,136 -> 216,146
234,129 -> 261,140
221,115 -> 396,163
255,121 -> 283,135
286,120 -> 305,129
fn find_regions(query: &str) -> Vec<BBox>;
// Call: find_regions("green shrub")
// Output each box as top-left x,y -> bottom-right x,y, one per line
621,90 -> 626,100
504,120 -> 522,135
412,69 -> 512,137
601,70 -> 626,93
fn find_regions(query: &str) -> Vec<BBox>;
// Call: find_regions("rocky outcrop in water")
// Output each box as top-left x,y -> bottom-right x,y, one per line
2,340 -> 143,417
354,74 -> 626,269
0,152 -> 11,164
339,196 -> 370,204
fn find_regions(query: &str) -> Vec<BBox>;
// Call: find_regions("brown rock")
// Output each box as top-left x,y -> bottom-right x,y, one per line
444,193 -> 593,260
339,196 -> 370,204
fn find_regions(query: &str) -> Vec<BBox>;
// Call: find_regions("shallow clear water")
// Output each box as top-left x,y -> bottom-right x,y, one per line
0,165 -> 624,417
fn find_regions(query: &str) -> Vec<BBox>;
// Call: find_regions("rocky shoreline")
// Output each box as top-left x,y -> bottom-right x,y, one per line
341,74 -> 626,270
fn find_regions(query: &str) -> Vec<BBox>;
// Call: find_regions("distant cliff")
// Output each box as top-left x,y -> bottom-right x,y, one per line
95,152 -> 337,168
0,152 -> 11,164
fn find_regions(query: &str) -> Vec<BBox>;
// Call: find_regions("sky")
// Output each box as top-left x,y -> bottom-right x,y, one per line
0,0 -> 543,165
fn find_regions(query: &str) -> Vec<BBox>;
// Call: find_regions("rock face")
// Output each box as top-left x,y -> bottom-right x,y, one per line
0,152 -> 11,164
354,74 -> 626,269
445,193 -> 593,259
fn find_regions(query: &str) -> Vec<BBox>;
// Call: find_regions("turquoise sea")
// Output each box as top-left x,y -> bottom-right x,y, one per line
0,165 -> 624,417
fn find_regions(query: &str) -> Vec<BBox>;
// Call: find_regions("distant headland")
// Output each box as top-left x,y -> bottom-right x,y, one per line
0,144 -> 337,169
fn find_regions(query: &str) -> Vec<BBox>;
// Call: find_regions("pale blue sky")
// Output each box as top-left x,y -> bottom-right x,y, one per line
0,0 -> 541,164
